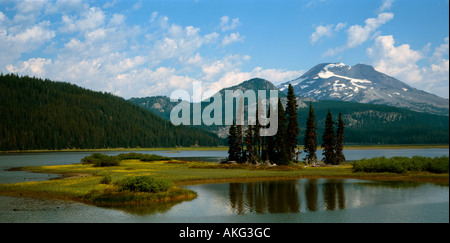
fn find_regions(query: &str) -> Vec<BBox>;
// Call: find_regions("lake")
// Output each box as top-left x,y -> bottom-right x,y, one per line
0,148 -> 448,223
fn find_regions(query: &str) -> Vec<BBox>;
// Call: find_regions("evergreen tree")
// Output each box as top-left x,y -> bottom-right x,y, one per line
253,99 -> 262,158
236,122 -> 244,163
227,122 -> 240,162
286,84 -> 300,160
263,102 -> 276,162
322,109 -> 337,165
275,98 -> 290,165
335,112 -> 346,164
244,125 -> 256,163
304,101 -> 318,164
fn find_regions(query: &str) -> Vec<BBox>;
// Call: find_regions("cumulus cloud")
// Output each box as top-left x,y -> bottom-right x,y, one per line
310,25 -> 333,44
0,21 -> 55,68
151,23 -> 219,65
368,35 -> 449,98
60,7 -> 105,33
368,35 -> 423,82
322,12 -> 393,57
346,12 -> 394,48
0,1 -> 304,100
201,54 -> 249,81
6,58 -> 52,77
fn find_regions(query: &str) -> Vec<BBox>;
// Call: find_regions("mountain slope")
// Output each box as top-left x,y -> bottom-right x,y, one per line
130,78 -> 449,144
0,74 -> 223,151
278,63 -> 449,115
298,100 -> 449,144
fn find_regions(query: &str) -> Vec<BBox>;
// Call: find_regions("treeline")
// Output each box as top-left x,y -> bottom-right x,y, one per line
297,100 -> 449,144
0,74 -> 224,151
227,85 -> 345,165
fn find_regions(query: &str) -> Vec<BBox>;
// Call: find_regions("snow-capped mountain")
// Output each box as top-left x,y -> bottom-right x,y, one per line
278,63 -> 449,115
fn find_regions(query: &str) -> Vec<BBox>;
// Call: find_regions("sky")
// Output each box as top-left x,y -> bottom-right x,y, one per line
0,0 -> 449,99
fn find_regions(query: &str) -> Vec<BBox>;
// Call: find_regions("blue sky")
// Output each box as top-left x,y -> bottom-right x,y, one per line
1,0 -> 449,98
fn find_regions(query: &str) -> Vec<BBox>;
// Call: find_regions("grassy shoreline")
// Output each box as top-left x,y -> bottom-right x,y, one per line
0,144 -> 448,153
0,157 -> 448,207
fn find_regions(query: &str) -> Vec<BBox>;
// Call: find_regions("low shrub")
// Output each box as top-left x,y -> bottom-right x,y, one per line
427,156 -> 450,174
115,152 -> 171,162
352,156 -> 449,174
81,153 -> 120,167
139,154 -> 171,162
115,152 -> 145,160
100,175 -> 112,184
117,176 -> 173,193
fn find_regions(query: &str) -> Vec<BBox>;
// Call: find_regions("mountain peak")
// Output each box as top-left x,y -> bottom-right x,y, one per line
219,78 -> 287,97
278,63 -> 449,115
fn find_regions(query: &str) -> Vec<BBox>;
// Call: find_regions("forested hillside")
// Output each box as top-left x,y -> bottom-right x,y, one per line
297,100 -> 449,144
0,74 -> 224,151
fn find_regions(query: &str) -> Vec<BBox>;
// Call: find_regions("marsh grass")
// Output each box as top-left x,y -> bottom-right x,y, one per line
0,155 -> 448,205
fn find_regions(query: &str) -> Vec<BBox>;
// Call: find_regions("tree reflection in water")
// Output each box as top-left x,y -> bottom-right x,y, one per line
229,179 -> 346,214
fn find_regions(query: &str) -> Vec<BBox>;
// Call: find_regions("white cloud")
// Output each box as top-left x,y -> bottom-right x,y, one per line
0,1 -> 305,100
222,32 -> 245,46
219,16 -> 240,32
109,14 -> 126,26
6,58 -> 52,77
151,22 -> 219,65
60,7 -> 105,33
207,65 -> 304,92
322,12 -> 393,57
311,22 -> 347,45
0,21 -> 55,69
201,54 -> 247,81
311,24 -> 333,44
367,35 -> 423,81
368,35 -> 449,98
186,53 -> 203,66
112,67 -> 200,98
378,0 -> 394,13
346,12 -> 393,48
0,12 -> 6,23
335,22 -> 347,31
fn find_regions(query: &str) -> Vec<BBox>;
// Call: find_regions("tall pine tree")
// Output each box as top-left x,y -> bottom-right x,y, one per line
286,84 -> 300,160
335,112 -> 346,164
253,100 -> 262,158
304,101 -> 318,164
275,97 -> 290,165
227,121 -> 240,162
322,109 -> 337,165
263,102 -> 276,162
236,123 -> 244,163
244,125 -> 256,163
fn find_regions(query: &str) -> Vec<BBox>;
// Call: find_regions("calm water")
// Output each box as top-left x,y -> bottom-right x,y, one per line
0,149 -> 448,223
